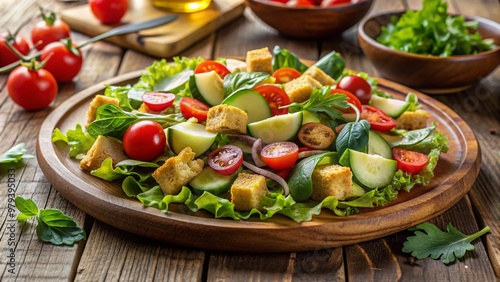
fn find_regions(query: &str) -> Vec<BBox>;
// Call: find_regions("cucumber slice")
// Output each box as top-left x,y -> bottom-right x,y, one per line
370,94 -> 410,119
189,166 -> 238,196
247,112 -> 303,144
349,182 -> 366,198
222,89 -> 272,123
302,110 -> 320,124
166,121 -> 217,157
349,149 -> 397,189
190,71 -> 224,106
368,130 -> 393,159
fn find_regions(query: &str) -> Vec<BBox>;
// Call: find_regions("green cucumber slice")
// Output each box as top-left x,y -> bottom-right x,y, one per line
247,112 -> 303,144
190,71 -> 224,106
189,166 -> 238,196
349,182 -> 366,198
367,130 -> 393,159
222,89 -> 272,123
370,94 -> 410,119
302,110 -> 320,124
349,149 -> 397,189
166,121 -> 217,157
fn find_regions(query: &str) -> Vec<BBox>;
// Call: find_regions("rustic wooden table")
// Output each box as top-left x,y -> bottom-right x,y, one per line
1,0 -> 499,281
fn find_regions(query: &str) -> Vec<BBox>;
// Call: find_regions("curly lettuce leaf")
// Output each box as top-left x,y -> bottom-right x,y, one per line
91,157 -> 157,182
52,125 -> 95,159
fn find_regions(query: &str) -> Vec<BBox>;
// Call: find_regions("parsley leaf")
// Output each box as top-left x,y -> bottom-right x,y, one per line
284,86 -> 348,120
15,197 -> 86,246
402,222 -> 491,264
0,143 -> 34,165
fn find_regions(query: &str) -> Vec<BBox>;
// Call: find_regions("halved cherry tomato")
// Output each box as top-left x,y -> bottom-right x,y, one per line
142,92 -> 175,112
361,105 -> 397,132
298,122 -> 335,149
286,0 -> 316,7
254,84 -> 291,116
208,145 -> 243,176
336,75 -> 372,104
271,67 -> 301,84
321,0 -> 352,7
330,89 -> 362,114
194,60 -> 231,79
260,142 -> 299,170
122,120 -> 166,162
392,148 -> 429,174
179,97 -> 210,122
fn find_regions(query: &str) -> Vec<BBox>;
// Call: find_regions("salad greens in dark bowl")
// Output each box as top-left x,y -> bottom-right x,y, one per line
357,0 -> 500,93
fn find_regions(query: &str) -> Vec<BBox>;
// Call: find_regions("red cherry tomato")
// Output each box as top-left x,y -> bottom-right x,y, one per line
260,142 -> 299,170
7,65 -> 58,111
0,34 -> 30,67
89,0 -> 129,25
330,89 -> 362,114
142,92 -> 176,112
271,67 -> 301,84
179,97 -> 210,122
361,105 -> 396,132
40,39 -> 83,82
392,148 -> 429,174
336,75 -> 372,104
321,0 -> 352,7
208,145 -> 243,176
122,120 -> 166,161
194,60 -> 231,79
269,0 -> 290,3
286,0 -> 316,7
31,9 -> 71,50
254,84 -> 291,116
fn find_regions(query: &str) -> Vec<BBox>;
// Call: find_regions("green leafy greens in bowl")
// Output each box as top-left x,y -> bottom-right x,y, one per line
376,0 -> 496,57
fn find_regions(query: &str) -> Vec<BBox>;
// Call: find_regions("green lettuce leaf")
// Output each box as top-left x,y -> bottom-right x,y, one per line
52,125 -> 95,159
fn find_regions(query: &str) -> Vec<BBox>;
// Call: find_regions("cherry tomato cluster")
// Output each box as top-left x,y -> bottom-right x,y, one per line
269,0 -> 357,8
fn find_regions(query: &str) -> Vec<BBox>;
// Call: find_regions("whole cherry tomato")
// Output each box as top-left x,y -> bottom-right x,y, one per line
336,75 -> 372,104
7,62 -> 58,111
0,33 -> 30,67
122,120 -> 166,161
40,39 -> 83,82
89,0 -> 129,25
31,8 -> 71,50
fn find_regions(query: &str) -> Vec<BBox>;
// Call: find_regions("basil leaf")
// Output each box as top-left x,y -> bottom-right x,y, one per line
36,209 -> 86,246
392,124 -> 436,148
311,50 -> 346,80
335,120 -> 370,157
0,143 -> 34,164
271,45 -> 309,73
15,197 -> 38,221
153,69 -> 194,93
223,72 -> 270,97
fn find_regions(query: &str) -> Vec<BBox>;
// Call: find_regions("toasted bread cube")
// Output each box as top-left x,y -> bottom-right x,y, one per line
206,104 -> 248,134
137,102 -> 175,115
284,75 -> 323,103
396,109 -> 429,130
230,173 -> 269,211
85,95 -> 120,128
80,135 -> 128,171
246,47 -> 273,74
304,66 -> 335,86
311,164 -> 353,201
152,147 -> 204,195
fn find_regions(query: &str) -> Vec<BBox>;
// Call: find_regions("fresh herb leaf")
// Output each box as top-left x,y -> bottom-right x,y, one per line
90,157 -> 157,182
272,45 -> 309,73
223,72 -> 271,97
103,84 -> 140,111
284,86 -> 348,120
15,197 -> 86,246
52,125 -> 96,159
87,104 -> 185,139
335,120 -> 370,157
0,143 -> 34,164
153,69 -> 194,93
402,222 -> 491,264
311,50 -> 345,80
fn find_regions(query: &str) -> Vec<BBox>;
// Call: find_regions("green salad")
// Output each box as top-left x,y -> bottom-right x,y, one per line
53,45 -> 449,223
376,0 -> 496,57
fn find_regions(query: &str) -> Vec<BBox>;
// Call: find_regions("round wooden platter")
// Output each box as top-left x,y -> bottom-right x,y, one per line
37,70 -> 481,253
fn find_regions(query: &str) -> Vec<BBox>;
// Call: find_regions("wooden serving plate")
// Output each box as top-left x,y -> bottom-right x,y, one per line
37,71 -> 480,253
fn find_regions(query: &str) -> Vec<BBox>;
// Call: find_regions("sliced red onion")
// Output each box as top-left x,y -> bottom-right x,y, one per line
298,150 -> 327,159
348,102 -> 361,122
242,160 -> 290,196
251,138 -> 267,167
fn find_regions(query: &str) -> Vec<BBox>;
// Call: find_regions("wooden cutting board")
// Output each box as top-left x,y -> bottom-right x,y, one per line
61,0 -> 246,58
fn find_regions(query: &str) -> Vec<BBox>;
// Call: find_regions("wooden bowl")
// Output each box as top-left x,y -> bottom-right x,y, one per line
358,12 -> 500,93
246,0 -> 373,38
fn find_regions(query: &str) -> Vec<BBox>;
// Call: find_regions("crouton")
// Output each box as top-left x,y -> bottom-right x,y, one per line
396,109 -> 429,130
137,102 -> 175,115
206,104 -> 248,134
230,173 -> 269,211
246,47 -> 273,74
311,164 -> 353,201
303,66 -> 335,86
284,75 -> 323,103
80,135 -> 128,171
86,95 -> 120,128
152,147 -> 204,195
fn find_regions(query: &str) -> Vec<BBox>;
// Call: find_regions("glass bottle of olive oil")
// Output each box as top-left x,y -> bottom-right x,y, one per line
151,0 -> 211,13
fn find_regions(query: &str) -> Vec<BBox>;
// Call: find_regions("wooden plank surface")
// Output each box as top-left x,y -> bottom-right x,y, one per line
0,0 -> 499,280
